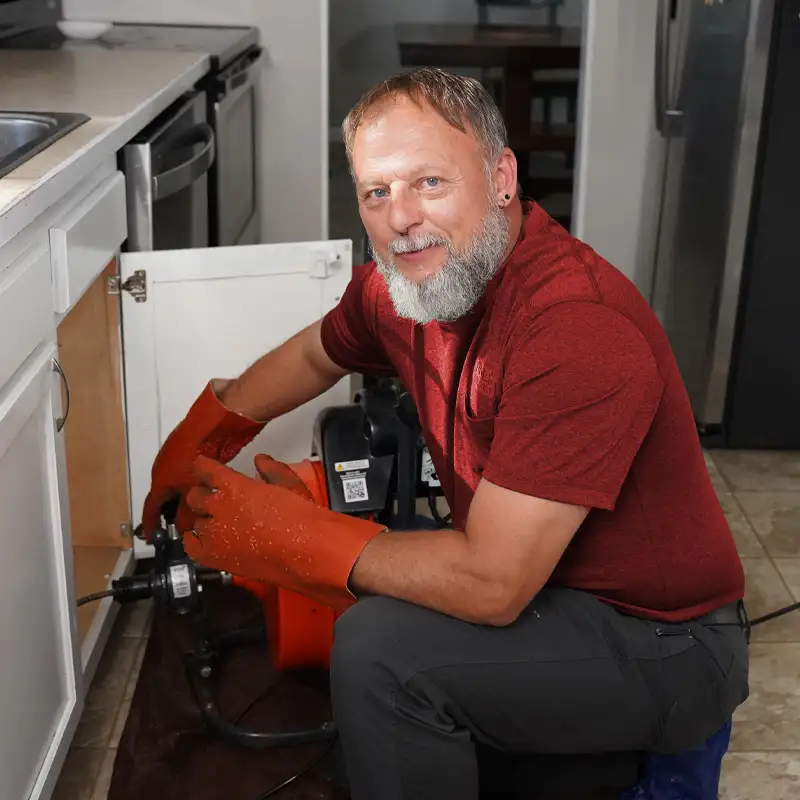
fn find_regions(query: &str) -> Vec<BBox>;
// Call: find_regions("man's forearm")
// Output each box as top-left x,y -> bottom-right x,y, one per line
349,529 -> 518,625
218,321 -> 348,422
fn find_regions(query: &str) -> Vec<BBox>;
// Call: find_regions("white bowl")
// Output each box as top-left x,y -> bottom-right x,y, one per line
56,20 -> 113,40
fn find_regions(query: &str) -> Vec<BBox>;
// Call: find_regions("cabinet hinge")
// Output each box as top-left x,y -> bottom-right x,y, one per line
120,521 -> 134,539
108,270 -> 147,302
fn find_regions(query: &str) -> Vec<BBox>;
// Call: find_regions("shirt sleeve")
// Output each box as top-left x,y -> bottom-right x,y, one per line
482,302 -> 665,511
319,262 -> 397,377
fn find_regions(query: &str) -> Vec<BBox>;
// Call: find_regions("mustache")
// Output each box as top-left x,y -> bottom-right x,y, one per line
388,232 -> 451,255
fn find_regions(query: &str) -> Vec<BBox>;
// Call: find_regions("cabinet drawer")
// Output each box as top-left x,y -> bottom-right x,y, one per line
0,247 -> 53,392
50,171 -> 128,313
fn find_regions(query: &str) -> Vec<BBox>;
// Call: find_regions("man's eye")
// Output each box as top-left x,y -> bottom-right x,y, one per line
424,177 -> 441,188
369,188 -> 388,199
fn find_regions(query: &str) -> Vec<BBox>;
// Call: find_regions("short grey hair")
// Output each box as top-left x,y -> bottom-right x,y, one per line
341,67 -> 510,174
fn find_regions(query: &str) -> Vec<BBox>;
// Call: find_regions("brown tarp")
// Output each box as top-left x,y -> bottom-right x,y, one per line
107,582 -> 347,800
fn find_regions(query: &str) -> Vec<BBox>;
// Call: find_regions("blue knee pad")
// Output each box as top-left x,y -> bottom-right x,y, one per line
620,720 -> 732,800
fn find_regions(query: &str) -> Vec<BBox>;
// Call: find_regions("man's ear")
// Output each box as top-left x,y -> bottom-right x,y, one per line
493,148 -> 518,203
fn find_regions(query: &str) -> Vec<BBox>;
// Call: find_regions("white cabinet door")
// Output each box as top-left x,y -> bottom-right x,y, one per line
120,240 -> 354,557
0,343 -> 82,800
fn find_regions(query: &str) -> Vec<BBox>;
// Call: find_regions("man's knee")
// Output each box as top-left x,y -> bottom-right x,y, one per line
330,596 -> 420,701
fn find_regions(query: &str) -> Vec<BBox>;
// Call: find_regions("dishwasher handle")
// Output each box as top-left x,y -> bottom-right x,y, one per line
152,122 -> 215,201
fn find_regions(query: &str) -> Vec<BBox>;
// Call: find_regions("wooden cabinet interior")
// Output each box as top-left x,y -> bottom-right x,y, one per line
56,259 -> 131,643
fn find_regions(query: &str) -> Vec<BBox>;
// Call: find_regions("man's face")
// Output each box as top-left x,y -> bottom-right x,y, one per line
351,95 -> 510,324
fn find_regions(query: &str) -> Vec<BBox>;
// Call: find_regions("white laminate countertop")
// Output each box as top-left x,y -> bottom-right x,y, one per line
0,48 -> 210,247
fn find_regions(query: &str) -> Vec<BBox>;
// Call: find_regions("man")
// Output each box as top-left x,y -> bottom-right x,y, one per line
141,68 -> 749,799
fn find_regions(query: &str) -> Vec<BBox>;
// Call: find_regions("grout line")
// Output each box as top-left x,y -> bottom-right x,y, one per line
724,750 -> 800,754
772,558 -> 800,604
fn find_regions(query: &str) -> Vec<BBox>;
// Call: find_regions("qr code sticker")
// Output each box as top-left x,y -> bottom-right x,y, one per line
342,477 -> 368,503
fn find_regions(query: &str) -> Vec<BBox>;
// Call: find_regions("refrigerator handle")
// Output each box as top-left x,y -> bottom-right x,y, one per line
654,0 -> 671,135
655,0 -> 687,137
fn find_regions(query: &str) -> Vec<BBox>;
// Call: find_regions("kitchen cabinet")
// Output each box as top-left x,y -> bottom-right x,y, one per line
0,148 -> 354,797
56,257 -> 134,680
58,236 -> 354,639
0,343 -> 83,800
119,239 -> 353,557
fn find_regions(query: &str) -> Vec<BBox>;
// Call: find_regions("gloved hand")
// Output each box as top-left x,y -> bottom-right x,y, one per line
183,455 -> 386,612
252,453 -> 314,501
139,382 -> 265,539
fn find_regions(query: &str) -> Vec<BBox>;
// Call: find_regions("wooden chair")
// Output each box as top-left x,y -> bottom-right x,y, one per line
475,0 -> 578,228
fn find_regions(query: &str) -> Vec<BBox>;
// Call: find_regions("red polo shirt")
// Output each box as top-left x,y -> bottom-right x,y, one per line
320,203 -> 745,622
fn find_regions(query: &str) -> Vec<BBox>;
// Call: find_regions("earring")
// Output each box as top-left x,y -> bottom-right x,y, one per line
504,193 -> 511,200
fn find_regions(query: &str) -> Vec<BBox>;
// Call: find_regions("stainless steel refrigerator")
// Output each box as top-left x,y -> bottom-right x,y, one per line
648,0 -> 799,448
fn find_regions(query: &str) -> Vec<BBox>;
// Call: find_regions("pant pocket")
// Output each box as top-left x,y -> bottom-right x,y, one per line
653,626 -> 747,754
655,679 -> 731,754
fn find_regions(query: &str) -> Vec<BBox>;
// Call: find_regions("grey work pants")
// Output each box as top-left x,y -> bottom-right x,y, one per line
328,587 -> 750,800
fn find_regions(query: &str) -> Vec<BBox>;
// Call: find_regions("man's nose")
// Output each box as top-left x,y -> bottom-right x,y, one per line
388,186 -> 424,234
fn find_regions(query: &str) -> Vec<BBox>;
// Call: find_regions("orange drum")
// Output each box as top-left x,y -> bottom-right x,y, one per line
232,459 -> 340,671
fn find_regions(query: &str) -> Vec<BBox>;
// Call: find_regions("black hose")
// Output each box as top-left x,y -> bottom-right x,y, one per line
77,590 -> 115,607
751,601 -> 800,627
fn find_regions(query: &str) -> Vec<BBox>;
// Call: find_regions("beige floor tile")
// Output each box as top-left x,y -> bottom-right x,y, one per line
51,746 -> 106,800
90,748 -> 117,800
706,452 -> 767,557
726,495 -> 768,558
74,636 -> 140,747
109,638 -> 147,748
116,599 -> 154,639
773,559 -> 800,601
108,693 -> 134,750
720,752 -> 800,799
743,559 -> 800,643
87,635 -> 139,703
735,492 -> 800,558
712,450 -> 800,492
705,450 -> 731,491
730,643 -> 800,751
72,703 -> 123,748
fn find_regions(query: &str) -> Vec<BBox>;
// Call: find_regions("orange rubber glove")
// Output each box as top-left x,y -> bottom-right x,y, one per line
252,454 -> 314,500
183,455 -> 386,612
139,382 -> 265,538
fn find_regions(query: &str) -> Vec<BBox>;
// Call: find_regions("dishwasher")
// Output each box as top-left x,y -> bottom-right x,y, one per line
121,90 -> 215,252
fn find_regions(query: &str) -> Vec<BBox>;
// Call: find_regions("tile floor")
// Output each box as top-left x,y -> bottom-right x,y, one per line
52,448 -> 800,799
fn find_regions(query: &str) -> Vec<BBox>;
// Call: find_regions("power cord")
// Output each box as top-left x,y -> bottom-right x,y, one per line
251,739 -> 337,800
750,601 -> 800,627
231,681 -> 337,800
77,590 -> 115,606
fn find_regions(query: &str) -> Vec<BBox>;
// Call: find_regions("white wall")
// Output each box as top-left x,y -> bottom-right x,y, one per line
62,0 -> 329,244
329,0 -> 584,130
572,0 -> 665,293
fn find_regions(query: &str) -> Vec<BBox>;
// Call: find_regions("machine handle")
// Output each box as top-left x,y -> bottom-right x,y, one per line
161,496 -> 180,527
52,358 -> 70,433
151,123 -> 215,201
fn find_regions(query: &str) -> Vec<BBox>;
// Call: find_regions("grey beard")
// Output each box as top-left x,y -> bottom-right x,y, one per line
371,203 -> 510,324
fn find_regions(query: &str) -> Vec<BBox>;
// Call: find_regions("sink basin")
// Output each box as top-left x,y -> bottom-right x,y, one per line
0,111 -> 90,179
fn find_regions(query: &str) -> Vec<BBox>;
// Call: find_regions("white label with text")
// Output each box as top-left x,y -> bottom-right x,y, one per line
335,459 -> 370,472
170,564 -> 192,599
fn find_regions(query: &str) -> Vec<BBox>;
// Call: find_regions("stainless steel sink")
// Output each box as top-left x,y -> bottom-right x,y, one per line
0,111 -> 90,179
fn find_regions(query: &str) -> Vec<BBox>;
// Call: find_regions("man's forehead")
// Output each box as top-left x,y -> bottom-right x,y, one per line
356,96 -> 472,139
352,99 -> 483,180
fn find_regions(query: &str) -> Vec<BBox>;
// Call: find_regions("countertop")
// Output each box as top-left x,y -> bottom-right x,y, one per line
0,48 -> 210,247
